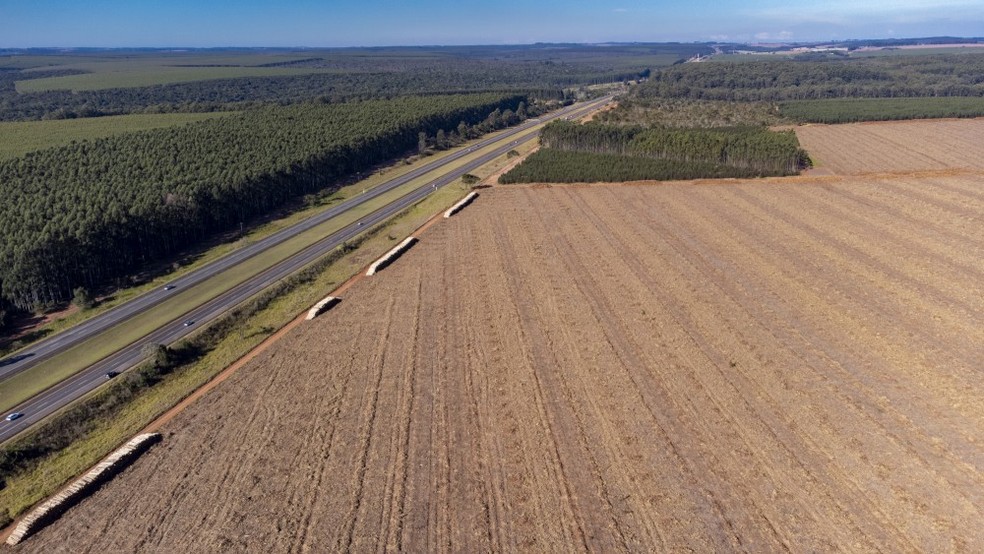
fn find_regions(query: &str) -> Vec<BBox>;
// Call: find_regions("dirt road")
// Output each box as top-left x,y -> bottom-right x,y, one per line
18,177 -> 984,552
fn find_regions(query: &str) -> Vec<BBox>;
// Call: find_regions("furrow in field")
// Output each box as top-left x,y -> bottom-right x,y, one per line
625,185 -> 983,550
560,186 -> 902,550
723,185 -> 984,352
783,181 -> 984,293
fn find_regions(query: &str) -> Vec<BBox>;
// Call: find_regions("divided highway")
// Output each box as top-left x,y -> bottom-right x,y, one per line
0,96 -> 611,443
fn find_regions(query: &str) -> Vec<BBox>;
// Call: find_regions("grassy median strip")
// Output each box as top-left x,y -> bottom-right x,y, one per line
0,121 -> 549,412
0,142 -> 533,527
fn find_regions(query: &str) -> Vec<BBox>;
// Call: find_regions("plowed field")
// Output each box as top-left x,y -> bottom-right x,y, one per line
795,118 -> 984,175
18,177 -> 984,552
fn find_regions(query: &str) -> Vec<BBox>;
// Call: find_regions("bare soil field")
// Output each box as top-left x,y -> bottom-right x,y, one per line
796,118 -> 984,175
16,176 -> 984,552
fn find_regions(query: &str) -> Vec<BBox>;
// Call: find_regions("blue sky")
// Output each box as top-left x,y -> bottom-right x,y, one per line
2,0 -> 983,47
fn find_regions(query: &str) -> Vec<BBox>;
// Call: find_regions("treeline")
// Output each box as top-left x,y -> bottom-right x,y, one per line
0,93 -> 526,310
636,54 -> 984,101
540,120 -> 809,174
498,149 -> 771,184
780,96 -> 984,123
594,97 -> 784,128
0,59 -> 649,121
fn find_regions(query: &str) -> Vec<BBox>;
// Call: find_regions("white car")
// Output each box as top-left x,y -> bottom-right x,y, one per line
5,412 -> 23,421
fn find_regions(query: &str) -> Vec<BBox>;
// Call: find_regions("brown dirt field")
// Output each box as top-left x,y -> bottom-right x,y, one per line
796,118 -> 984,175
15,177 -> 984,552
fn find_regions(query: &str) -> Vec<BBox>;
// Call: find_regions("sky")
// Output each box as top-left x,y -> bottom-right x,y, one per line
2,0 -> 983,48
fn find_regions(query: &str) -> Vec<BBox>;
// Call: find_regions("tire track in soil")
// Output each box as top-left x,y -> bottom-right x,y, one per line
335,289 -> 402,552
488,211 -> 610,551
723,185 -> 984,357
523,188 -> 766,551
705,185 -> 984,434
552,187 -> 881,551
607,185 -> 982,550
813,180 -> 983,257
287,329 -> 364,553
491,209 -> 592,550
779,181 -> 984,301
852,177 -> 984,227
452,214 -> 523,552
510,190 -> 664,552
922,176 -> 984,203
347,262 -> 426,553
437,220 -> 499,552
584,187 -> 936,548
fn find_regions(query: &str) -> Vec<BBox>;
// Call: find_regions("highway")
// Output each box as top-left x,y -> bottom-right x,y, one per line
0,95 -> 611,443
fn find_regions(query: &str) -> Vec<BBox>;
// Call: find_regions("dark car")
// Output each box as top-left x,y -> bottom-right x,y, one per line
183,320 -> 195,327
105,371 -> 119,379
164,284 -> 176,291
5,413 -> 23,422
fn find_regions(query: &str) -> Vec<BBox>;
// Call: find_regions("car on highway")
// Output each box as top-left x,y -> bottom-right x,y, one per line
5,413 -> 23,422
105,371 -> 119,379
164,284 -> 176,291
183,320 -> 195,327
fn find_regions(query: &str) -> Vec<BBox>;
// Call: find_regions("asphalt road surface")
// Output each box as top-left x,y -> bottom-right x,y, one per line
0,96 -> 611,443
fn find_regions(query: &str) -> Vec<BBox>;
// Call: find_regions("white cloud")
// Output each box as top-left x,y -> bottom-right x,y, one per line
754,30 -> 794,41
749,0 -> 983,23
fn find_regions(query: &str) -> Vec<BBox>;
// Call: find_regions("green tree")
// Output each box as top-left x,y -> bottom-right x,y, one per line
72,287 -> 95,310
142,343 -> 172,368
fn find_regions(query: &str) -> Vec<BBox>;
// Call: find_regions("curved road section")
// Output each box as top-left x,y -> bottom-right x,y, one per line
0,96 -> 612,443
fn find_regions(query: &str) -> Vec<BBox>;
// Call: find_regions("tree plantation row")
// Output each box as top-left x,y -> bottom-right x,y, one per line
539,120 -> 809,174
0,93 -> 528,311
778,96 -> 984,123
498,149 -> 774,184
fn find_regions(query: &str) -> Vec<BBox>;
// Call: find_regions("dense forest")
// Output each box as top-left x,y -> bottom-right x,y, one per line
540,120 -> 809,174
779,96 -> 984,123
0,47 -> 671,121
0,69 -> 564,122
0,93 -> 526,310
594,97 -> 784,128
498,149 -> 771,184
636,54 -> 984,101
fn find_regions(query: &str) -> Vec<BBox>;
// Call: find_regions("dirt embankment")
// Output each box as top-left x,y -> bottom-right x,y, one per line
16,177 -> 984,552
